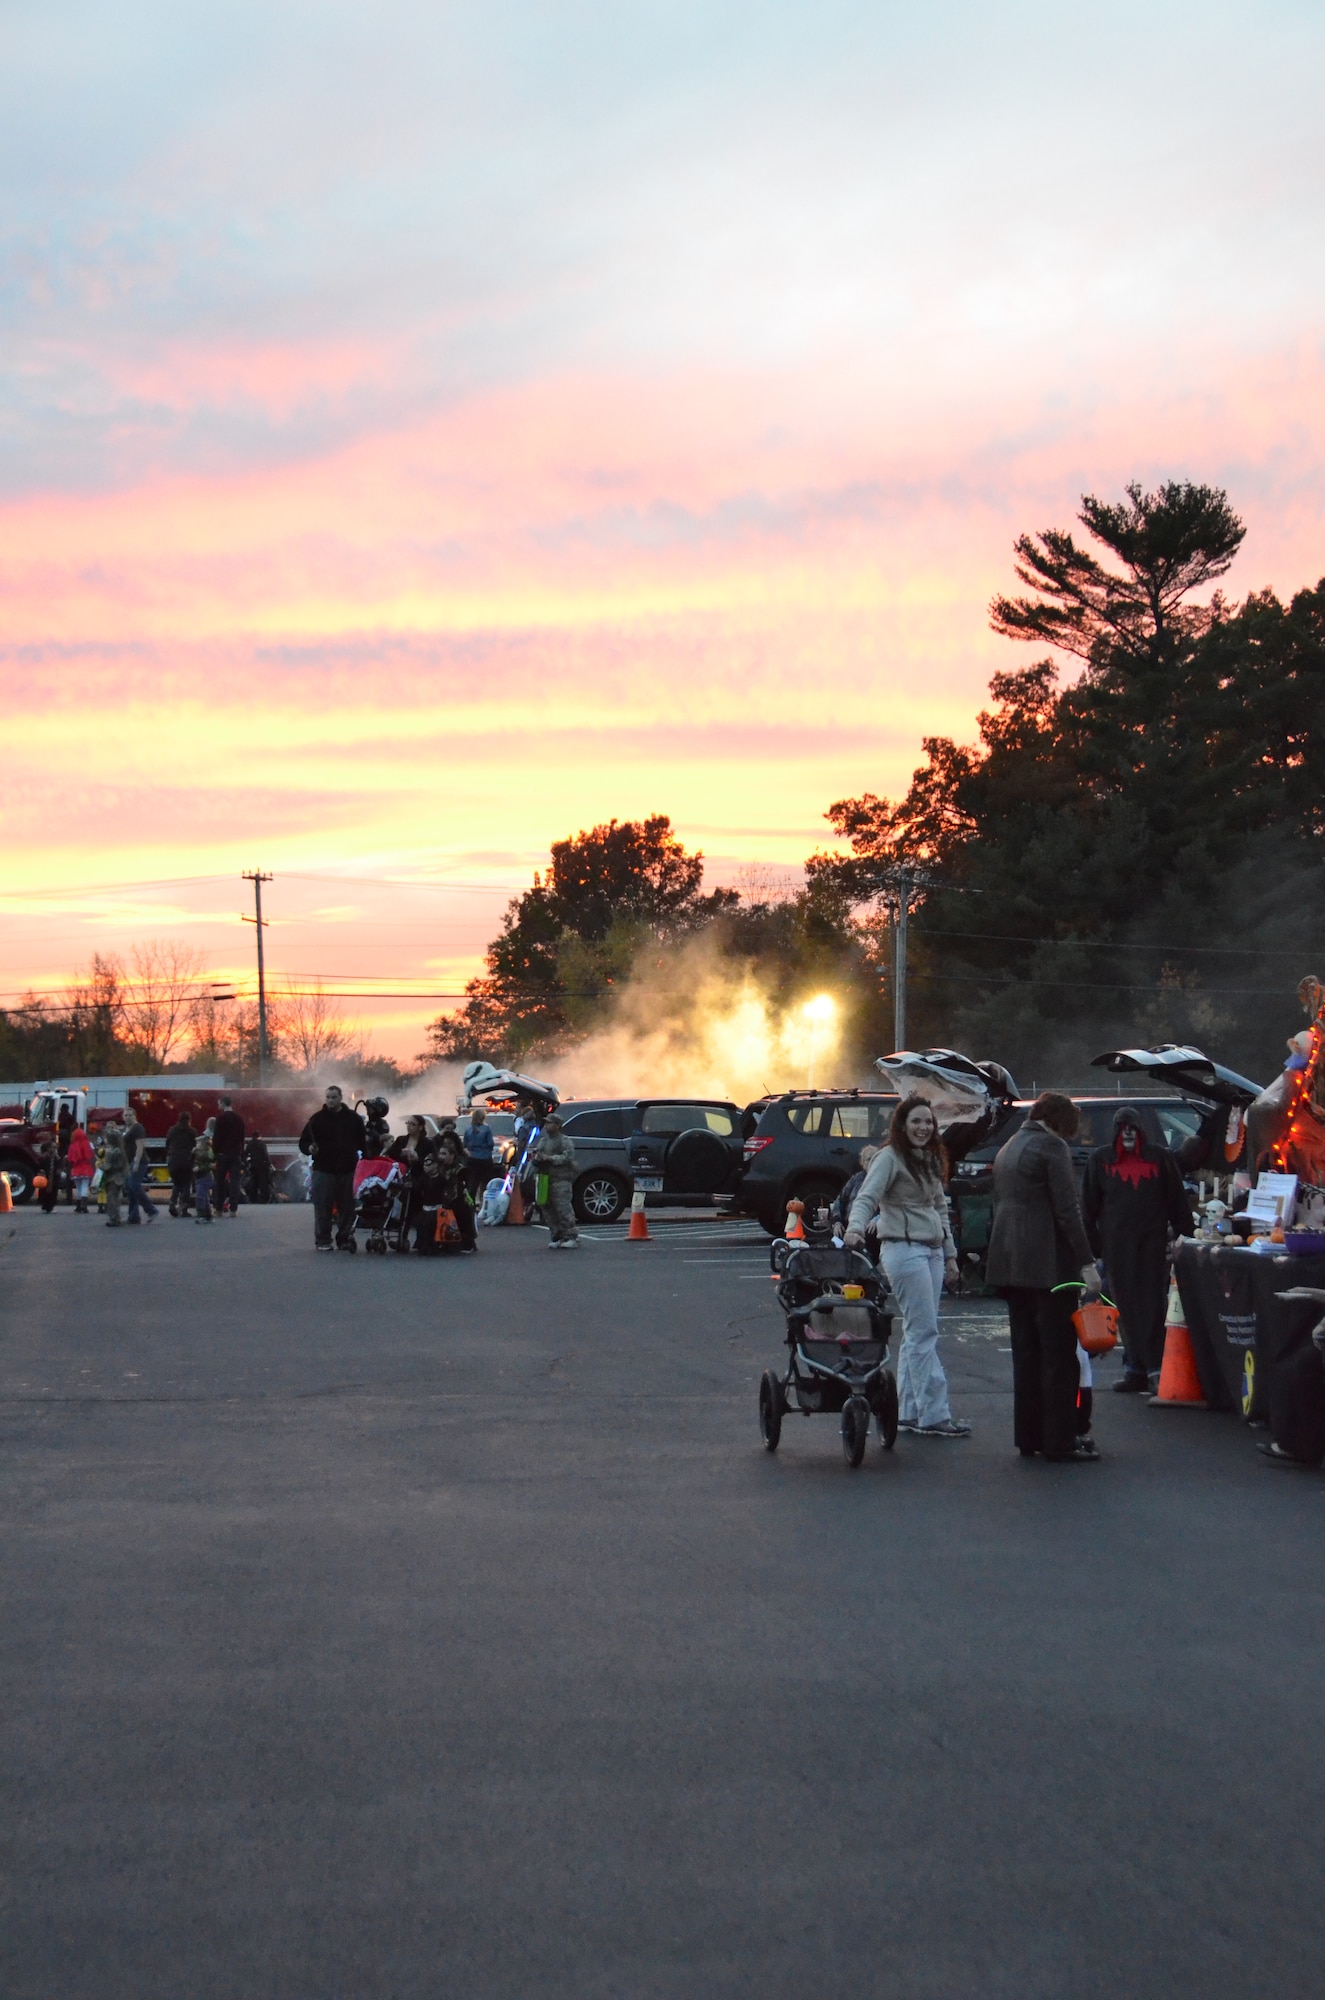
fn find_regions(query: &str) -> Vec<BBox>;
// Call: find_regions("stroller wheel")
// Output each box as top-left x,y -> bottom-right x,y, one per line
841,1395 -> 870,1469
877,1368 -> 899,1451
759,1371 -> 784,1452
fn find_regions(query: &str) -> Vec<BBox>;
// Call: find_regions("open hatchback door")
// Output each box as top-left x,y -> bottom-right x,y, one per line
1089,1044 -> 1262,1108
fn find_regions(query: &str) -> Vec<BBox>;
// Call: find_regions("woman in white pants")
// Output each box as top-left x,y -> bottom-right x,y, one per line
844,1096 -> 969,1439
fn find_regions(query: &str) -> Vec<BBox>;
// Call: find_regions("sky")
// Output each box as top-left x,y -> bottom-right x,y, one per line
3,0 -> 1324,1062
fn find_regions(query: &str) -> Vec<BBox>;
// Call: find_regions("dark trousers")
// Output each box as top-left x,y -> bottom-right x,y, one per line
214,1151 -> 243,1213
169,1166 -> 194,1213
312,1169 -> 356,1246
125,1161 -> 155,1221
1101,1229 -> 1169,1376
1270,1343 -> 1325,1467
465,1157 -> 494,1203
1005,1285 -> 1081,1459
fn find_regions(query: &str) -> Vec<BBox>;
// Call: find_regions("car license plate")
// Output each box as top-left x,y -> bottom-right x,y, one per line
633,1176 -> 663,1192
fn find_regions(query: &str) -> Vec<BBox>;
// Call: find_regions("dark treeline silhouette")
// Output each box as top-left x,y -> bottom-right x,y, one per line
811,481 -> 1325,1086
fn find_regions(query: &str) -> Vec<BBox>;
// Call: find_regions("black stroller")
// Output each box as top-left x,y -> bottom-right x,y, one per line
759,1242 -> 898,1467
352,1157 -> 406,1254
351,1098 -> 406,1256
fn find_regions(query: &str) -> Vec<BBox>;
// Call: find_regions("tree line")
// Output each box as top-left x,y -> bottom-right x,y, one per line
429,480 -> 1325,1088
0,945 -> 403,1086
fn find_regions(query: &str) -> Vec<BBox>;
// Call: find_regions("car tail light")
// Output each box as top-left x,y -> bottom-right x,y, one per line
743,1137 -> 774,1159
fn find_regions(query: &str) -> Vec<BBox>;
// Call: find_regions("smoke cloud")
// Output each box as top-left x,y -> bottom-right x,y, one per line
548,933 -> 849,1106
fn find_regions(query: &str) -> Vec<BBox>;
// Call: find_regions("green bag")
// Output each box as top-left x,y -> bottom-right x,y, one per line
535,1172 -> 550,1205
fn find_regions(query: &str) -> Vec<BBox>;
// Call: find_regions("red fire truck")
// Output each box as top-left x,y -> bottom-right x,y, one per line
0,1077 -> 324,1203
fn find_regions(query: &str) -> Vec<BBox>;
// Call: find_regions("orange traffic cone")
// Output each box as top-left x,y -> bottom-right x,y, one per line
1150,1278 -> 1207,1407
785,1198 -> 806,1241
507,1178 -> 526,1226
627,1189 -> 651,1241
0,1173 -> 11,1214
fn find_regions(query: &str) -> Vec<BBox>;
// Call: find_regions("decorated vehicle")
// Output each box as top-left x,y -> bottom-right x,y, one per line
1090,1043 -> 1263,1173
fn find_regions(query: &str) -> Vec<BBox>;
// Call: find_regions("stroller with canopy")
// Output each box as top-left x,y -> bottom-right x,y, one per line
353,1157 -> 406,1255
760,1241 -> 898,1467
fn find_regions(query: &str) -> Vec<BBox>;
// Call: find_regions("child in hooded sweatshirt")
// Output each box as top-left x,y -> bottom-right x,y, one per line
66,1125 -> 95,1213
99,1126 -> 129,1227
193,1128 -> 216,1222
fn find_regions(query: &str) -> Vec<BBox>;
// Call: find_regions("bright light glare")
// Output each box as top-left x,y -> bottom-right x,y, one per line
803,993 -> 836,1022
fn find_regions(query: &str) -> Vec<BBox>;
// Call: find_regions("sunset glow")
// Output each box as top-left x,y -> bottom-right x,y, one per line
5,1 -> 1324,1060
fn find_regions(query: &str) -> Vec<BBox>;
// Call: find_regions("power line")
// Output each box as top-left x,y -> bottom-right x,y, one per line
912,924 -> 1319,959
907,970 -> 1301,995
0,874 -> 234,902
0,869 -> 528,905
282,873 -> 524,893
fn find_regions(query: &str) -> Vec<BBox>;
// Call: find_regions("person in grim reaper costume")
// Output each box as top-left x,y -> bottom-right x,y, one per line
1082,1106 -> 1195,1391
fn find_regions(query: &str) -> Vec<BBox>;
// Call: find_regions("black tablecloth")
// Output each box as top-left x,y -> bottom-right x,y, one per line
1171,1240 -> 1325,1418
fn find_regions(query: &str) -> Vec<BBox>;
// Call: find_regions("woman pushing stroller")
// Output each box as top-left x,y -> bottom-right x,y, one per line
843,1096 -> 970,1439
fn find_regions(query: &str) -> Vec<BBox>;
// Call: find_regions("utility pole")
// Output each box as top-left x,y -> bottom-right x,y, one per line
878,863 -> 982,1051
893,867 -> 911,1052
242,872 -> 272,1083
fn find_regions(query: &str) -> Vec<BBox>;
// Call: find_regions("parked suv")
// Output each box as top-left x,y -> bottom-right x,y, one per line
736,1090 -> 901,1234
556,1098 -> 745,1223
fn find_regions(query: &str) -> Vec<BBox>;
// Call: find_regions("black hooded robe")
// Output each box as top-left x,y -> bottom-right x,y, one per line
1082,1109 -> 1195,1377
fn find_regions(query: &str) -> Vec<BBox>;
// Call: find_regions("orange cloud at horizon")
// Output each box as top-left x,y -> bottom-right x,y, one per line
4,331 -> 1325,1060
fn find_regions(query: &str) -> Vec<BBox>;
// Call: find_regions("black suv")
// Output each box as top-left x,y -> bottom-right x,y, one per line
556,1098 -> 745,1223
735,1090 -> 901,1234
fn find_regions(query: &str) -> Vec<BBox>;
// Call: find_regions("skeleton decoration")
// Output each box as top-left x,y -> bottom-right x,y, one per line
1247,978 -> 1325,1183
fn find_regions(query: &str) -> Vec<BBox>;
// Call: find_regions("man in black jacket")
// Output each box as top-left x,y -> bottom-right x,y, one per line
299,1085 -> 366,1252
212,1095 -> 246,1218
1082,1105 -> 1194,1392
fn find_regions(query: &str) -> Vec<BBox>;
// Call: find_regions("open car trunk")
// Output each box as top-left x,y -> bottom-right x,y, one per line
1090,1044 -> 1263,1109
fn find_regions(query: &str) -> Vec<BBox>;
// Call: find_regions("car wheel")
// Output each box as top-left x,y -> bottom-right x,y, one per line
792,1174 -> 843,1232
0,1156 -> 35,1205
573,1172 -> 628,1224
759,1370 -> 784,1450
841,1394 -> 870,1468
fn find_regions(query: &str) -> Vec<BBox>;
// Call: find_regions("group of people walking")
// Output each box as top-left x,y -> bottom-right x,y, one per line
164,1099 -> 273,1220
841,1090 -> 1193,1463
37,1107 -> 167,1225
35,1097 -> 274,1225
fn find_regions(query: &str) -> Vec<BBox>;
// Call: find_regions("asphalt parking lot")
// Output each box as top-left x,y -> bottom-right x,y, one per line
3,1202 -> 1323,1999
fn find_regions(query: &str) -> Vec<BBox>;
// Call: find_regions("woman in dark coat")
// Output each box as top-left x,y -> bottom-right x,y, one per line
986,1092 -> 1101,1463
1082,1106 -> 1194,1393
387,1116 -> 432,1250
